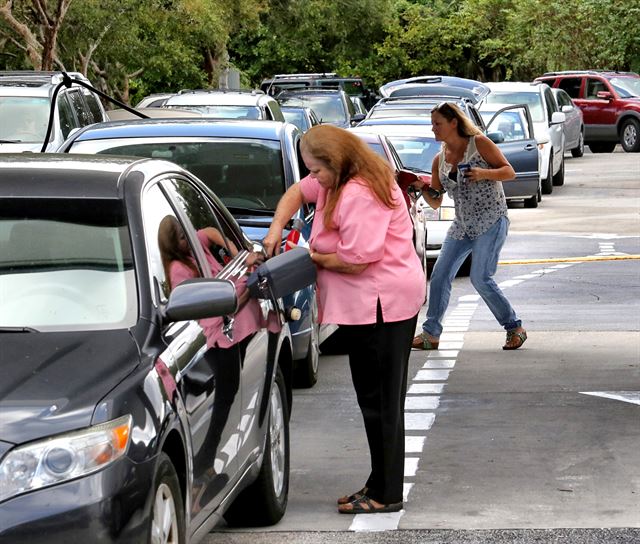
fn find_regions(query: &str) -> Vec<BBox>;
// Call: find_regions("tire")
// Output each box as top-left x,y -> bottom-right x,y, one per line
224,367 -> 290,527
589,142 -> 616,153
552,155 -> 565,186
150,453 -> 185,544
524,192 -> 538,208
571,130 -> 585,157
541,155 -> 553,195
621,118 -> 640,152
293,295 -> 319,388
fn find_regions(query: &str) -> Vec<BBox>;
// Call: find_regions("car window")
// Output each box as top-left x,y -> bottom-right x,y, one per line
282,108 -> 308,131
485,91 -> 545,123
609,77 -> 640,98
0,196 -> 137,331
558,77 -> 582,99
67,89 -> 93,127
0,96 -> 49,143
279,95 -> 347,124
75,138 -> 286,212
57,94 -> 77,138
165,104 -> 261,119
142,183 -> 203,302
81,88 -> 105,123
544,88 -> 556,118
386,136 -> 440,173
486,111 -> 528,142
555,89 -> 572,108
585,78 -> 607,99
369,107 -> 433,120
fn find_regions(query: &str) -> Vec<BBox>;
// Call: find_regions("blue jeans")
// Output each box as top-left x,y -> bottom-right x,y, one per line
422,216 -> 521,338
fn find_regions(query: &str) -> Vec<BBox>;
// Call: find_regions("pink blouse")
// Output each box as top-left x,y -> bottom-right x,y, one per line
170,230 -> 263,348
300,175 -> 425,325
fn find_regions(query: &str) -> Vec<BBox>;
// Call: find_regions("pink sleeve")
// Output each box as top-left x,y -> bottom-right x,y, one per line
336,185 -> 392,264
299,174 -> 320,204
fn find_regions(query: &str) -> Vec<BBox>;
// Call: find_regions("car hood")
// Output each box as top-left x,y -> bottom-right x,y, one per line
0,142 -> 43,153
0,330 -> 140,445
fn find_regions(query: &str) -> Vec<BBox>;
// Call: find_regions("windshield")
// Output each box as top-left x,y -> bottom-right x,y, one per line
165,104 -> 261,119
609,77 -> 640,98
485,91 -> 545,122
282,108 -> 307,131
0,96 -> 50,143
386,137 -> 440,173
70,138 -> 286,211
369,107 -> 434,121
0,198 -> 136,331
279,95 -> 347,125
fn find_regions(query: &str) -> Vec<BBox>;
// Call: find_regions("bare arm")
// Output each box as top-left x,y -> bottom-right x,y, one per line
311,252 -> 368,274
201,227 -> 238,256
467,134 -> 516,182
263,184 -> 304,256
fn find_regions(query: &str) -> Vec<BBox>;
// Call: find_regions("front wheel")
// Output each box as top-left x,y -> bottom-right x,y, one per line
224,367 -> 290,526
621,118 -> 640,152
149,453 -> 185,544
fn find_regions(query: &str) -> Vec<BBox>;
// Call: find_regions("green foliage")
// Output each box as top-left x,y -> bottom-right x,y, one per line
1,0 -> 638,101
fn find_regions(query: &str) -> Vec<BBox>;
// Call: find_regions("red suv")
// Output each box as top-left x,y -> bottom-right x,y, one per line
534,71 -> 640,153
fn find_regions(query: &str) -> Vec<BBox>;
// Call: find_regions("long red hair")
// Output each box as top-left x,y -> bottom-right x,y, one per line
301,124 -> 396,229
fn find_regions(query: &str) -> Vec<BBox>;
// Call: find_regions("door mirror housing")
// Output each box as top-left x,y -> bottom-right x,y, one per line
351,113 -> 366,126
561,105 -> 574,113
487,131 -> 505,144
164,279 -> 237,322
596,91 -> 613,101
550,111 -> 566,125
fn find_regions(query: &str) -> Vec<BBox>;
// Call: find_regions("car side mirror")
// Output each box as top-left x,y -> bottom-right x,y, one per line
561,105 -> 573,113
596,91 -> 613,101
487,131 -> 505,144
247,247 -> 316,299
551,111 -> 565,125
351,113 -> 366,125
164,279 -> 237,322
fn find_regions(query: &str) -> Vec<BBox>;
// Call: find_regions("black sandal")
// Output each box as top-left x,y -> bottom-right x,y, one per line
503,329 -> 527,350
338,495 -> 403,514
337,487 -> 367,505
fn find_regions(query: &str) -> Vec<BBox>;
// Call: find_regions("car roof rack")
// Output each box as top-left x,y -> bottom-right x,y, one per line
541,70 -> 639,77
0,71 -> 89,86
177,88 -> 265,95
271,73 -> 339,80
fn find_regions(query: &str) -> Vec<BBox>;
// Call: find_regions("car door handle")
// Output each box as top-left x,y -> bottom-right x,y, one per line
524,144 -> 537,151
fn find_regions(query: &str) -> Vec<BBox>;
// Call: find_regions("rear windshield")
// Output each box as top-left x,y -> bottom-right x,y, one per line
69,138 -> 286,211
278,95 -> 347,125
166,104 -> 261,119
485,91 -> 545,123
0,198 -> 137,331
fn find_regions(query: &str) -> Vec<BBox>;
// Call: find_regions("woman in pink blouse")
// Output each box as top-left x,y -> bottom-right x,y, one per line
263,124 -> 425,514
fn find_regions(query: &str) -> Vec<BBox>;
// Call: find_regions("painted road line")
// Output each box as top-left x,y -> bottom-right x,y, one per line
405,436 -> 426,453
437,341 -> 464,350
405,457 -> 420,477
415,369 -> 451,381
405,412 -> 436,430
405,396 -> 440,410
580,391 -> 640,406
350,510 -> 404,532
424,359 -> 456,369
408,383 -> 444,394
498,254 -> 640,265
498,279 -> 523,288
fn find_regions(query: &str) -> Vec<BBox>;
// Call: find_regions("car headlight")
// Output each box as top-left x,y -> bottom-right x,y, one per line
0,415 -> 131,503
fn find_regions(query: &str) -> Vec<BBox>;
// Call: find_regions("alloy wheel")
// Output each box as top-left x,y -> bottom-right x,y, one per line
150,482 -> 179,544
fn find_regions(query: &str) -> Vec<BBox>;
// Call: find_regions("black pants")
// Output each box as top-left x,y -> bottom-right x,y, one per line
341,304 -> 418,504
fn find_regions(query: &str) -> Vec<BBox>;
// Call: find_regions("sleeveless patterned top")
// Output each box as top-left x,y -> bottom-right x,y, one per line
438,136 -> 508,240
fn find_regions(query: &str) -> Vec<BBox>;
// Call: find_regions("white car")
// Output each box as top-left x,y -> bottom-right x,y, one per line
481,81 -> 565,195
551,87 -> 585,157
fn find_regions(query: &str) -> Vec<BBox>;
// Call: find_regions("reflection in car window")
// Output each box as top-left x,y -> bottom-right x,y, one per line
609,77 -> 640,98
77,139 -> 286,212
369,108 -> 433,120
486,111 -> 526,142
279,95 -> 347,124
0,197 -> 136,331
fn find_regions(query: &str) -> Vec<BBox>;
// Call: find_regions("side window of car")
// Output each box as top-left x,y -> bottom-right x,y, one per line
67,90 -> 93,127
585,78 -> 607,99
487,111 -> 526,142
543,89 -> 555,120
558,78 -> 582,99
141,182 -> 203,302
164,177 -> 243,271
57,94 -> 77,139
81,88 -> 105,123
557,90 -> 571,108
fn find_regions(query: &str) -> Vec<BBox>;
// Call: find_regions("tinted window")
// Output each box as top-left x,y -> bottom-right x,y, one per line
555,89 -> 572,108
57,94 -> 77,138
558,77 -> 582,99
73,138 -> 286,211
165,104 -> 261,119
544,88 -> 556,119
82,88 -> 105,122
585,78 -> 608,99
0,197 -> 136,331
67,89 -> 93,127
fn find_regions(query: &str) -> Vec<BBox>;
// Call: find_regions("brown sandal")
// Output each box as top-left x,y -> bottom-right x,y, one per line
338,495 -> 403,514
503,328 -> 527,350
411,333 -> 439,350
337,487 -> 367,505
